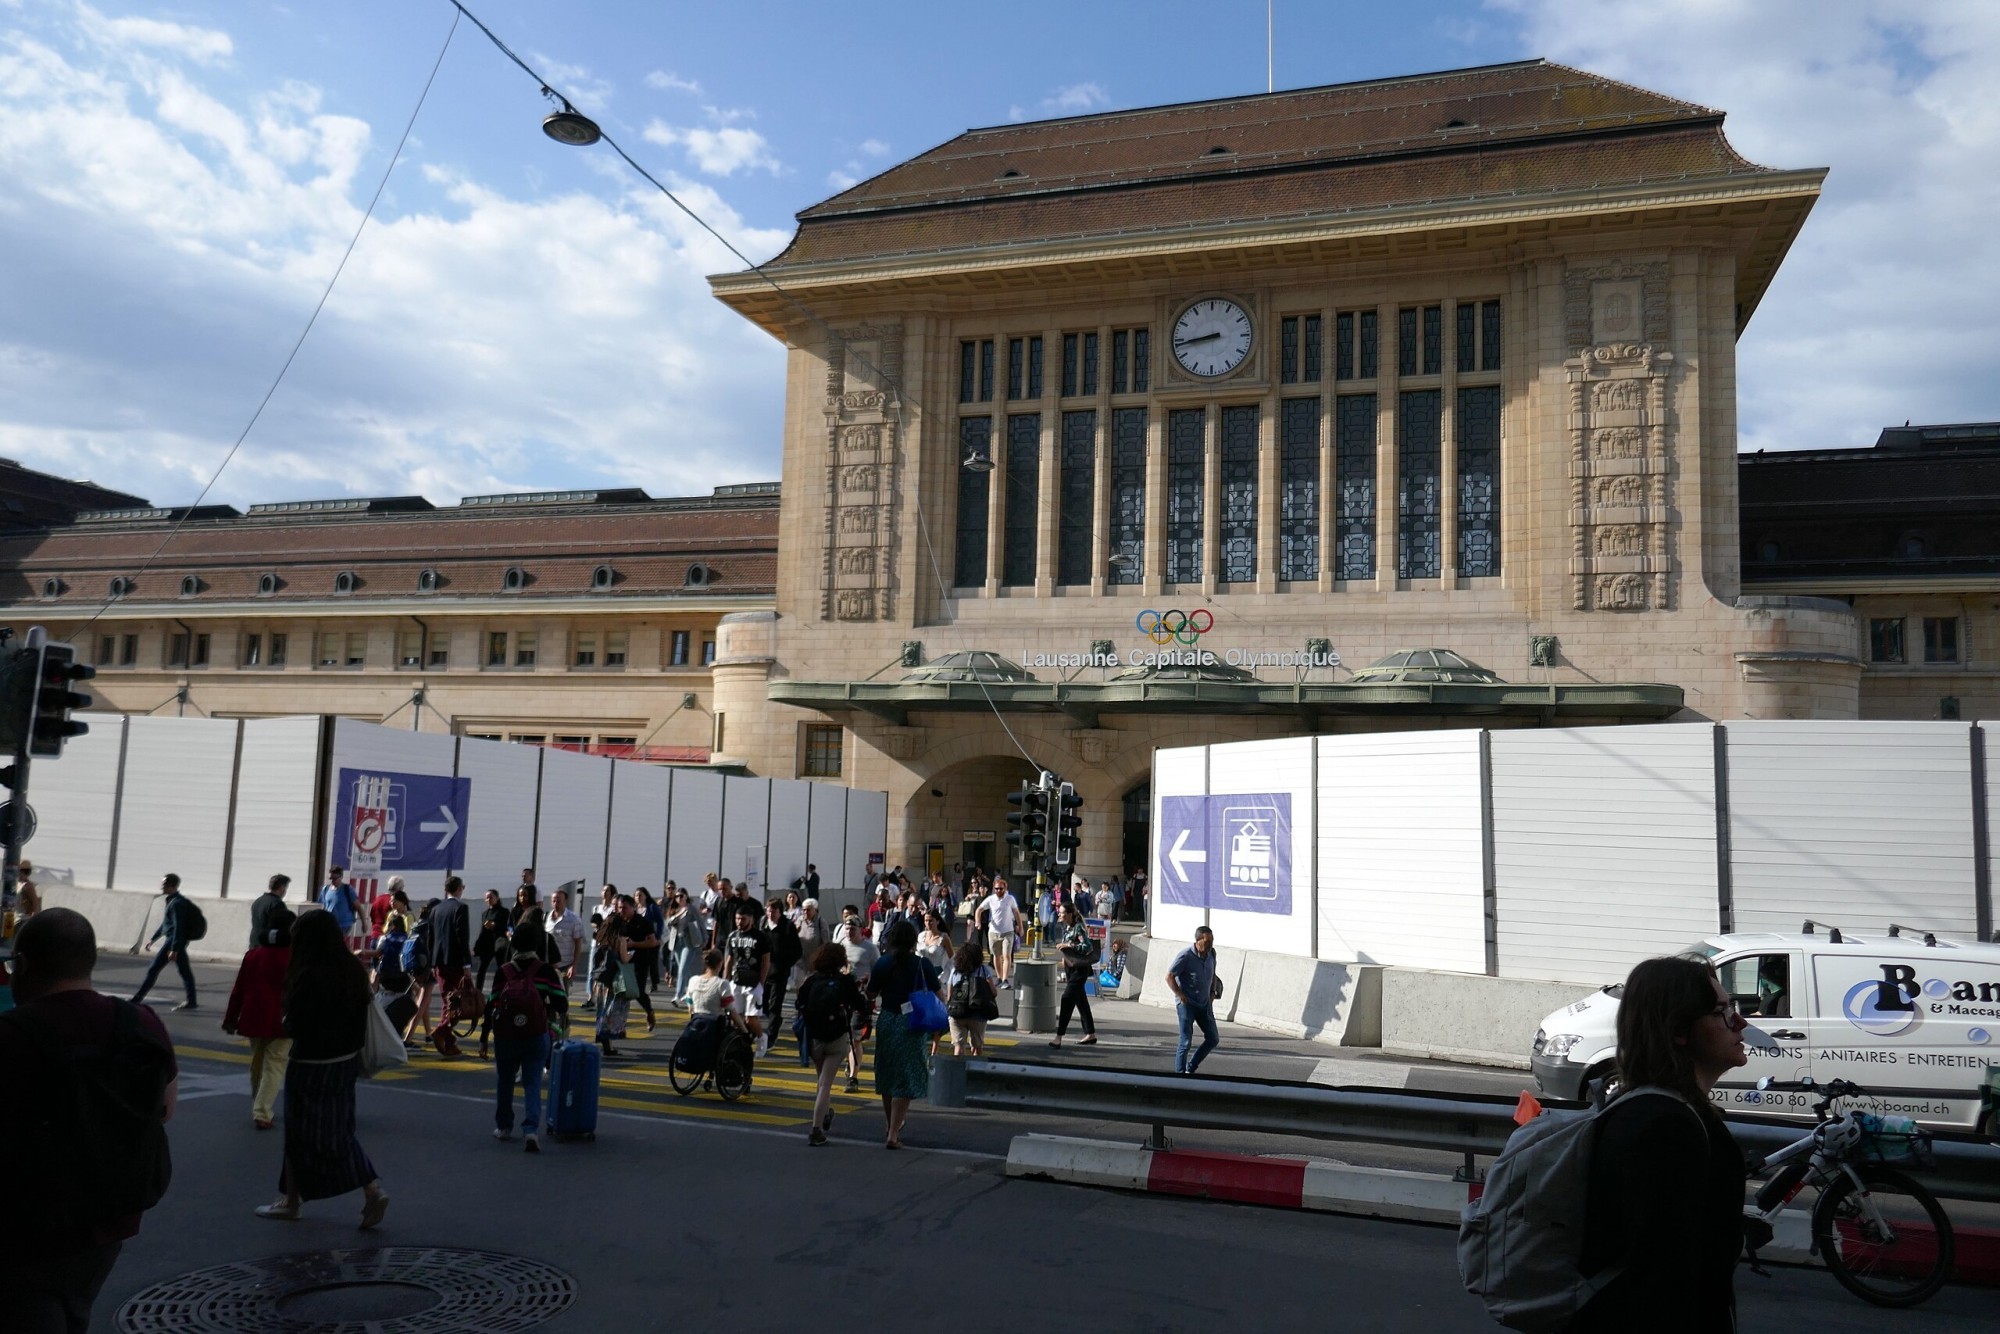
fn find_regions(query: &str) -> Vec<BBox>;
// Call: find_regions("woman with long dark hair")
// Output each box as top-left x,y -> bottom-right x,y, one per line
255,910 -> 388,1227
1571,954 -> 1748,1331
864,917 -> 943,1149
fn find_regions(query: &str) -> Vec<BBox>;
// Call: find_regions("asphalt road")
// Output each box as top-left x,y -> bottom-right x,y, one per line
78,953 -> 2000,1332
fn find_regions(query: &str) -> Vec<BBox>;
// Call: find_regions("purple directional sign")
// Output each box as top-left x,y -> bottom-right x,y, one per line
1156,793 -> 1293,916
1158,796 -> 1210,908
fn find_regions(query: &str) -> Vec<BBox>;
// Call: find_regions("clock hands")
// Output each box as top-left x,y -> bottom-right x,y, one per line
1174,331 -> 1223,347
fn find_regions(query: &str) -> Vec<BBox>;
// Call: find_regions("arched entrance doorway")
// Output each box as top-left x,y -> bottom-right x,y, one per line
903,753 -> 1039,884
1122,778 -> 1150,884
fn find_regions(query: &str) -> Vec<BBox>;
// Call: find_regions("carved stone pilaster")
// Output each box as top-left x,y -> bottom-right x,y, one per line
1564,274 -> 1676,612
821,324 -> 904,622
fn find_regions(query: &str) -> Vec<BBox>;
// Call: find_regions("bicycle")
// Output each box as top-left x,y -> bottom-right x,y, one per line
1743,1075 -> 1954,1308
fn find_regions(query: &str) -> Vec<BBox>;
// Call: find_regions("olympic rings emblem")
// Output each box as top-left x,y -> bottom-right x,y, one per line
1135,608 -> 1214,645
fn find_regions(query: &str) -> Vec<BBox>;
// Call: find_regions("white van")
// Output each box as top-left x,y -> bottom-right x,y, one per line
1529,929 -> 2000,1135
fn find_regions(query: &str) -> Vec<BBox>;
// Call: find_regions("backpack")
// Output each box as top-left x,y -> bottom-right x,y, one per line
491,962 -> 549,1039
402,920 -> 433,973
6,999 -> 173,1238
800,974 -> 854,1043
1457,1086 -> 1697,1330
947,968 -> 999,1022
179,898 -> 208,942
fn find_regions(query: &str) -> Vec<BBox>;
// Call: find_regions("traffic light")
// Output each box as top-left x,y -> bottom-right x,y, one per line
26,643 -> 93,757
1052,780 -> 1083,869
1005,781 -> 1048,858
0,646 -> 36,755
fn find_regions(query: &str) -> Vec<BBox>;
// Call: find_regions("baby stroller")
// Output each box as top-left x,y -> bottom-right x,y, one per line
668,1013 -> 755,1101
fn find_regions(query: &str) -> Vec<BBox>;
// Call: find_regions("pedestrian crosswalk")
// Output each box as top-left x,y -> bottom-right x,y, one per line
171,1008 -> 1015,1131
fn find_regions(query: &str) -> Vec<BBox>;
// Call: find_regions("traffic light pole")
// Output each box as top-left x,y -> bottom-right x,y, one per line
0,630 -> 35,945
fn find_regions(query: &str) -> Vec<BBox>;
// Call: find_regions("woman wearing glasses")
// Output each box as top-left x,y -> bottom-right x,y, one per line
1569,955 -> 1749,1331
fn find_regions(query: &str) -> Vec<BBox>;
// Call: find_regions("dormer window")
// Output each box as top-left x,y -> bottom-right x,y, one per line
108,576 -> 133,599
418,568 -> 441,592
179,574 -> 202,597
502,566 -> 527,592
333,570 -> 359,595
684,563 -> 713,588
591,564 -> 615,591
257,572 -> 281,596
39,577 -> 62,599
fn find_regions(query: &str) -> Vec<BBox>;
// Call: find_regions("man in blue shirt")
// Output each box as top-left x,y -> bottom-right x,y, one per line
1166,926 -> 1221,1075
130,874 -> 198,1011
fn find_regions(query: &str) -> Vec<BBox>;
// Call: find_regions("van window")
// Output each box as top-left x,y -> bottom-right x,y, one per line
1720,954 -> 1790,1019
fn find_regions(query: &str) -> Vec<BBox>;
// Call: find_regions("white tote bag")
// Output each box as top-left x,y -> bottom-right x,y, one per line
360,993 -> 410,1078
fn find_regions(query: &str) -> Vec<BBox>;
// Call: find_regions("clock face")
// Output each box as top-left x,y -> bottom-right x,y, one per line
1172,297 -> 1253,377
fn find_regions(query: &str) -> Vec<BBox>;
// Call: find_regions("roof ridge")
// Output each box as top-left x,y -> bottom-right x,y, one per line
1536,59 -> 1719,119
958,58 -> 1555,136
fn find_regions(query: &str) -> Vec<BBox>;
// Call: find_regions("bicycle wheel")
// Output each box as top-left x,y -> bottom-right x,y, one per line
1812,1164 -> 1954,1308
667,1059 -> 702,1096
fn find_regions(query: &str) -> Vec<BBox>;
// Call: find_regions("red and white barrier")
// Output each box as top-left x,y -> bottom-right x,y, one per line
1007,1133 -> 2000,1289
1005,1134 -> 1470,1223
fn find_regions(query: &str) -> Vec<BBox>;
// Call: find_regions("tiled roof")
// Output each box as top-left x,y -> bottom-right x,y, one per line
760,60 -> 1784,272
0,492 -> 779,607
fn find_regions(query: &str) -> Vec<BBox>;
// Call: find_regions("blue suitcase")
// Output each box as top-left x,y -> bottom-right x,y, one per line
546,1038 -> 600,1141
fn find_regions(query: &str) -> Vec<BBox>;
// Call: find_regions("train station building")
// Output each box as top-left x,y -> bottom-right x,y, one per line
704,58 -> 1863,880
8,59 -> 1993,888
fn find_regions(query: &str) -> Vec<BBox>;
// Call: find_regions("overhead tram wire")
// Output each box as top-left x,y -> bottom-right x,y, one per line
443,0 -> 1055,776
75,8 -> 462,635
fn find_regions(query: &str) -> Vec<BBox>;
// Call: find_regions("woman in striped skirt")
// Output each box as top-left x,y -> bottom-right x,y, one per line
255,910 -> 389,1228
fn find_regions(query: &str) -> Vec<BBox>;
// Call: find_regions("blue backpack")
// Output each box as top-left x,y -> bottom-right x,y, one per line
401,920 -> 433,973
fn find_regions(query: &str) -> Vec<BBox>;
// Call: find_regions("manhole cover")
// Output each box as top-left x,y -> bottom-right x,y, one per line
116,1247 -> 576,1333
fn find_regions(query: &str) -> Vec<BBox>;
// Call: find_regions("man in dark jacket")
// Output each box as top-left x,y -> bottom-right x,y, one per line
761,897 -> 802,1052
129,874 -> 198,1011
429,876 -> 473,991
248,873 -> 290,949
3,908 -> 178,1332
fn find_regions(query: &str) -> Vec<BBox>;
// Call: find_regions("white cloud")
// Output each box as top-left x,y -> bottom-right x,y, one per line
1491,1 -> 2000,451
530,54 -> 612,113
0,6 -> 790,506
642,113 -> 781,177
645,68 -> 701,95
77,3 -> 231,65
858,137 -> 890,157
827,168 -> 859,190
1043,81 -> 1109,114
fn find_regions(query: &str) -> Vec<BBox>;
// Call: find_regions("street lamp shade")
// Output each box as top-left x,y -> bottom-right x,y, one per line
543,108 -> 603,147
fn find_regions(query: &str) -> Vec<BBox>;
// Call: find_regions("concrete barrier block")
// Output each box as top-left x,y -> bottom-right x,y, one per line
1006,1133 -> 1152,1191
1235,955 -> 1385,1045
1137,938 -> 1186,1010
43,883 -> 253,964
1379,968 -> 1593,1069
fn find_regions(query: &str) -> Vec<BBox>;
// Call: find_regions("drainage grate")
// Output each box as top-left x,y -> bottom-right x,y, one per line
116,1247 -> 576,1333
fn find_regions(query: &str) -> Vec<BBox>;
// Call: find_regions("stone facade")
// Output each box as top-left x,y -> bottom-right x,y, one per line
709,62 -> 1864,880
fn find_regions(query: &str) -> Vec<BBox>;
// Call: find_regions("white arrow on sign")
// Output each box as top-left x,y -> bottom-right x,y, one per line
1167,826 -> 1207,885
418,805 -> 459,852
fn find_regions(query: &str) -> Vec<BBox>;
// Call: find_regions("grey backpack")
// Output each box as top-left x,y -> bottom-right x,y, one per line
1457,1086 -> 1696,1330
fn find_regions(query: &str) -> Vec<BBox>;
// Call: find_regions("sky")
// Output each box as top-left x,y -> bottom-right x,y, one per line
1,0 -> 1996,508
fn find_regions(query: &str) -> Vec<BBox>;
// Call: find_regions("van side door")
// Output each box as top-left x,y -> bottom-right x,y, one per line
1808,951 -> 1987,1132
1713,951 -> 1809,1117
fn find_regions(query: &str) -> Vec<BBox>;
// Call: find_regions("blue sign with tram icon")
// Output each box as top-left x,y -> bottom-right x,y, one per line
1156,792 -> 1292,916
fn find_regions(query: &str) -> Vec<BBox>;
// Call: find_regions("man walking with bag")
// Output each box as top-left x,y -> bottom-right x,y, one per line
1167,927 -> 1222,1075
130,873 -> 200,1011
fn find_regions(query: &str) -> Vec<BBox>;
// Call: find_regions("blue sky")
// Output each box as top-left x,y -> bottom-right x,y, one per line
1,1 -> 1996,506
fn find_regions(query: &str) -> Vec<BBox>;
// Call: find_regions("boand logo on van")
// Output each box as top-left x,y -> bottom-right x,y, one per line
1841,962 -> 2000,1042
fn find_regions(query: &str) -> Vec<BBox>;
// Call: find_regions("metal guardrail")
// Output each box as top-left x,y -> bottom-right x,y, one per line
951,1060 -> 2000,1204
